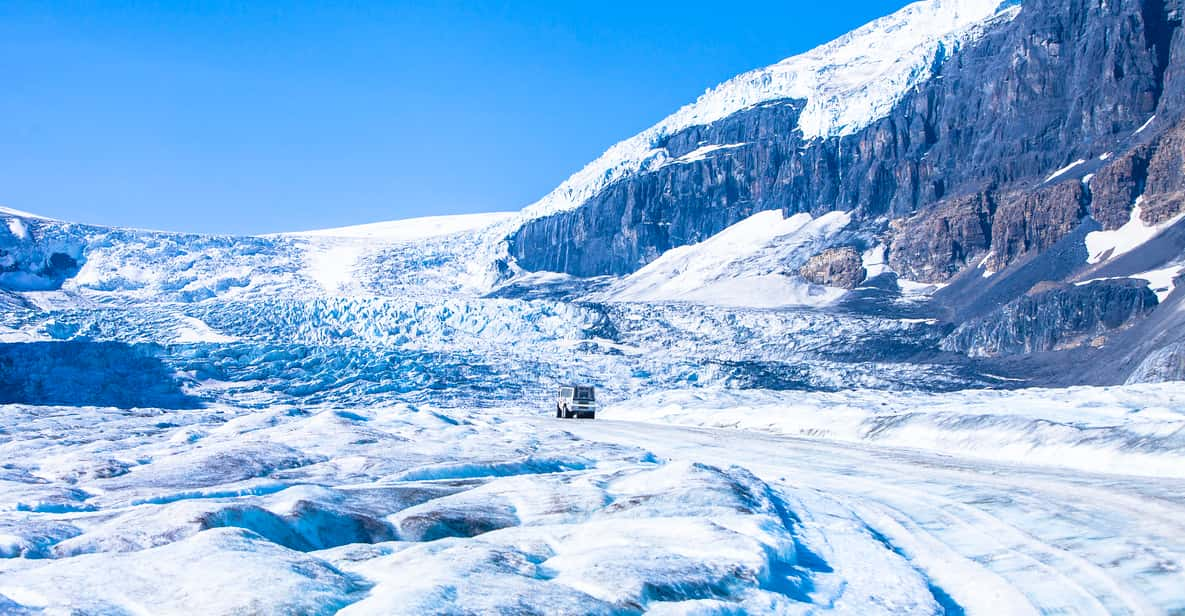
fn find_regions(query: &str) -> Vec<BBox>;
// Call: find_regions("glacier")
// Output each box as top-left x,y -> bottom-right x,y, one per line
4,0 -> 1185,611
2,201 -> 1184,614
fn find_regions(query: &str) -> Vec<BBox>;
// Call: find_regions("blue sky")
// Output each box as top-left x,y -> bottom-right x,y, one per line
1,1 -> 905,234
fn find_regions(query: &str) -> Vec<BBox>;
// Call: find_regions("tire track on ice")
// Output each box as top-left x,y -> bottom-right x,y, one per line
556,418 -> 1185,615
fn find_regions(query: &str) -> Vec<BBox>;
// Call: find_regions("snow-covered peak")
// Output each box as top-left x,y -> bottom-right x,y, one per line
0,205 -> 57,221
279,211 -> 516,241
518,0 -> 1020,222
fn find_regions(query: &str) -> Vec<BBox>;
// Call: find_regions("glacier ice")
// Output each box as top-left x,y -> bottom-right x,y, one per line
4,98 -> 1185,614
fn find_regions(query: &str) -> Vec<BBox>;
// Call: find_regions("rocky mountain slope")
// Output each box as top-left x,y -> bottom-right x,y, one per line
503,0 -> 1185,385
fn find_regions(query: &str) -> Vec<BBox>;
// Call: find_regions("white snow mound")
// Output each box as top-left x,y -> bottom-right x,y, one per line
600,210 -> 851,308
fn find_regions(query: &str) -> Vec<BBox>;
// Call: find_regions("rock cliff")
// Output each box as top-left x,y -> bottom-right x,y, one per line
511,0 -> 1184,281
941,279 -> 1159,356
502,0 -> 1185,384
799,247 -> 866,289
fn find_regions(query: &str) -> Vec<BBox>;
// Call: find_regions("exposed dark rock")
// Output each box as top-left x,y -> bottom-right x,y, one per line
500,0 -> 1185,380
933,218 -> 1099,324
510,102 -> 805,276
985,181 -> 1091,272
1079,265 -> 1185,384
1140,120 -> 1185,224
1089,150 -> 1148,230
941,279 -> 1159,357
888,192 -> 994,282
799,247 -> 866,289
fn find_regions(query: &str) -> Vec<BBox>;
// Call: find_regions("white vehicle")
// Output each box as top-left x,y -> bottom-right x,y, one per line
556,385 -> 596,419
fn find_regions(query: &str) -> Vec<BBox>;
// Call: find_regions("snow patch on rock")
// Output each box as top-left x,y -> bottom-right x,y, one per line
598,210 -> 851,308
1086,199 -> 1185,265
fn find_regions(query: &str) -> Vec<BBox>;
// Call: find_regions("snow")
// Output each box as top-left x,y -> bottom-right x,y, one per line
0,401 -> 835,613
0,323 -> 46,343
1085,198 -> 1185,264
281,211 -> 515,240
1135,115 -> 1157,135
600,210 -> 851,308
1077,265 -> 1184,302
667,142 -> 748,165
13,386 -> 1184,614
0,206 -> 54,220
5,218 -> 27,240
560,409 -> 1185,615
601,385 -> 1185,478
4,195 -> 1185,612
897,277 -> 948,297
977,251 -> 997,277
1136,266 -> 1183,301
3,15 -> 1185,604
172,316 -> 239,343
517,0 -> 1021,222
272,212 -> 520,296
0,527 -> 368,613
1044,158 -> 1086,183
861,243 -> 890,279
303,242 -> 367,295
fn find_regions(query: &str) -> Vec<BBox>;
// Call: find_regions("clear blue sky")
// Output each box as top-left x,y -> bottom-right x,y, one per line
1,1 -> 905,235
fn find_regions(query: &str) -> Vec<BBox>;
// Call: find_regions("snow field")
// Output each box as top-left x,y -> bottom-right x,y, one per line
1086,199 -> 1185,266
600,211 -> 852,308
601,384 -> 1185,478
560,415 -> 1185,614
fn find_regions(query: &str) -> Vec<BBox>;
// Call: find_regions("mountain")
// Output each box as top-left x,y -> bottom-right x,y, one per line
3,0 -> 1183,397
502,0 -> 1185,385
5,2 -> 1185,613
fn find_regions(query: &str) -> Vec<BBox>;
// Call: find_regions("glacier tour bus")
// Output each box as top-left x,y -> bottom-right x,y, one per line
556,385 -> 596,419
